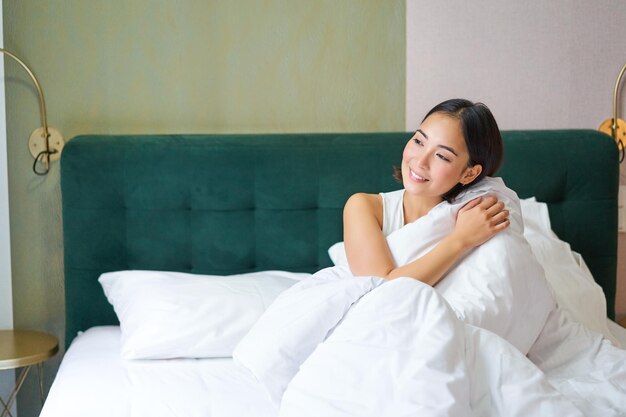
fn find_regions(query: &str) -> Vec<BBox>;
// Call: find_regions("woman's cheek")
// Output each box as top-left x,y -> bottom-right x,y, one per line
434,164 -> 460,183
401,146 -> 412,162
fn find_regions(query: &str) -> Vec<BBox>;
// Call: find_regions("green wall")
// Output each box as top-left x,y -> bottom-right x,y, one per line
3,1 -> 405,415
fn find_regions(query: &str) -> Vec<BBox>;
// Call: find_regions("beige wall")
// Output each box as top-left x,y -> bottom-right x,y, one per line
407,0 -> 626,321
3,2 -> 405,416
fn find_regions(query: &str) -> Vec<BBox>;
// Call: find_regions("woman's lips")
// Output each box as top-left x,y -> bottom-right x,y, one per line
409,169 -> 429,182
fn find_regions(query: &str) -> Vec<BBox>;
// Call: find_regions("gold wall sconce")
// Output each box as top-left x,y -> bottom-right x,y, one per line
0,48 -> 64,175
598,63 -> 626,163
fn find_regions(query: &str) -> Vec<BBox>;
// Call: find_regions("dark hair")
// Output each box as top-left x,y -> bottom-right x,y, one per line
393,98 -> 503,202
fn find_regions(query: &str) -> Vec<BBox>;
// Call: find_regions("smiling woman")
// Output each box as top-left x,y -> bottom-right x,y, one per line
395,99 -> 503,203
402,114 -> 481,206
343,98 -> 508,282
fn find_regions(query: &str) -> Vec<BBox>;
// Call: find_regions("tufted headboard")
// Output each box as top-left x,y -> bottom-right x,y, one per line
61,130 -> 619,346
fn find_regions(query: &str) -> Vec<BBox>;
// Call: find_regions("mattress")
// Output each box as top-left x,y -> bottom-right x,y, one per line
40,326 -> 277,417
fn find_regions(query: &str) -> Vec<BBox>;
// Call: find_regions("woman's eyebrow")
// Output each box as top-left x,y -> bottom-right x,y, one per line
418,129 -> 459,156
438,144 -> 458,156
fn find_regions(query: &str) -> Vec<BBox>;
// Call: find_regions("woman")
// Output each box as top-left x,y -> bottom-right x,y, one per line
343,98 -> 508,284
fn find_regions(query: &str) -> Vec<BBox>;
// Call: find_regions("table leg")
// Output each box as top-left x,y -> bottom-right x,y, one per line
0,366 -> 31,417
0,397 -> 13,417
37,363 -> 45,404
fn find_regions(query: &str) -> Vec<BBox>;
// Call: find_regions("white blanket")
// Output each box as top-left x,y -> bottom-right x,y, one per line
235,269 -> 626,416
235,178 -> 626,416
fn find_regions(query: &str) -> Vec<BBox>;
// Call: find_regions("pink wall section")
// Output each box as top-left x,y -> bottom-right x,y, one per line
406,0 -> 626,321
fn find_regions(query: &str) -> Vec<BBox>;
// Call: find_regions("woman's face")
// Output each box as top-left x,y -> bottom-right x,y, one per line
401,112 -> 481,199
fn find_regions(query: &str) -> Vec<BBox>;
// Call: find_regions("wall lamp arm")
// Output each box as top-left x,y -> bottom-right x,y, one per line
0,48 -> 63,175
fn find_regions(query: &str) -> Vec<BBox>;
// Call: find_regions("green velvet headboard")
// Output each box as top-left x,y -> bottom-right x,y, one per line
61,130 -> 619,347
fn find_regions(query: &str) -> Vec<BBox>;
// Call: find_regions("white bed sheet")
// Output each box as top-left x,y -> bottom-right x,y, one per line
40,326 -> 277,417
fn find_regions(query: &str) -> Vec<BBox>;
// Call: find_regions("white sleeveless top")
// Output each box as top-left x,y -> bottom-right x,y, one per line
380,189 -> 405,236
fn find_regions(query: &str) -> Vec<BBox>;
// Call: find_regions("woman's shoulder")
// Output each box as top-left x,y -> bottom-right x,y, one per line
344,192 -> 383,215
344,192 -> 384,227
345,192 -> 382,206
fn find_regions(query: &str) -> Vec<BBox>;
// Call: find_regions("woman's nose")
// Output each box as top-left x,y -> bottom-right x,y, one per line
416,151 -> 430,169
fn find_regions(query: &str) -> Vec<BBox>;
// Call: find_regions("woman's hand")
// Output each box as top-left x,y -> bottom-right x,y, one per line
452,196 -> 509,250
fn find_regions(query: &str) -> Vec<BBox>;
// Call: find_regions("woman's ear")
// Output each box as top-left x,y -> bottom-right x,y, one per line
460,164 -> 483,185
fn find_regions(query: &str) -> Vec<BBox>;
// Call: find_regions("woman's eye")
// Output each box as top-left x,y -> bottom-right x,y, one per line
436,153 -> 451,162
413,138 -> 423,146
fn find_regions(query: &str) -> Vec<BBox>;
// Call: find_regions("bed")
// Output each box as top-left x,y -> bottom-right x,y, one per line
41,130 -> 625,417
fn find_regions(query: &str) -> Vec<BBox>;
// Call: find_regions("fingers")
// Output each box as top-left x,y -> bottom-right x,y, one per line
459,195 -> 510,229
479,196 -> 508,217
478,195 -> 498,209
485,200 -> 504,215
470,196 -> 510,227
493,217 -> 510,231
490,210 -> 509,226
459,197 -> 482,213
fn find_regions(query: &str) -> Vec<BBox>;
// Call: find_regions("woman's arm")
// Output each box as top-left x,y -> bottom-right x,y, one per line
343,194 -> 509,285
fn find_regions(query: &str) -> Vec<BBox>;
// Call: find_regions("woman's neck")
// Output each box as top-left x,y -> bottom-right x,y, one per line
402,192 -> 443,224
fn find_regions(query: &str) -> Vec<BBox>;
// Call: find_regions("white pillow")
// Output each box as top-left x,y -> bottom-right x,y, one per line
433,183 -> 554,354
99,270 -> 308,359
520,198 -> 618,344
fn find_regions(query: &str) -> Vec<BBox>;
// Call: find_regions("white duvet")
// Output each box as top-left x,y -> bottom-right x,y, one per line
234,178 -> 626,416
235,268 -> 626,417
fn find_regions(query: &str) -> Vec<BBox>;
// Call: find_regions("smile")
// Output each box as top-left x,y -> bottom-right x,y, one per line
409,169 -> 429,182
